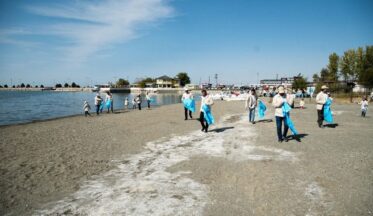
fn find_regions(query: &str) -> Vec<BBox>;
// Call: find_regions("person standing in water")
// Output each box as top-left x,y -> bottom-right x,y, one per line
199,89 -> 214,133
245,88 -> 257,124
272,86 -> 294,142
94,94 -> 102,115
315,85 -> 328,128
182,88 -> 194,120
105,92 -> 114,113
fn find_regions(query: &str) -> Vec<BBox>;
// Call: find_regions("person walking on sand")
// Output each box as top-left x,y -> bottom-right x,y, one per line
360,96 -> 369,117
300,98 -> 305,109
272,86 -> 294,142
136,94 -> 142,110
199,89 -> 214,133
315,85 -> 328,128
124,97 -> 129,110
94,94 -> 102,115
182,88 -> 194,120
83,101 -> 91,117
245,88 -> 257,124
146,92 -> 152,109
105,92 -> 114,113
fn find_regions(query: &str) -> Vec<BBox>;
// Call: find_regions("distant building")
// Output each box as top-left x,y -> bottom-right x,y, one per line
156,75 -> 181,88
260,77 -> 295,88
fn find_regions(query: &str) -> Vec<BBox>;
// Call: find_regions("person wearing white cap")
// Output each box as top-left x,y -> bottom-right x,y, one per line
315,85 -> 329,128
182,88 -> 194,120
272,86 -> 294,142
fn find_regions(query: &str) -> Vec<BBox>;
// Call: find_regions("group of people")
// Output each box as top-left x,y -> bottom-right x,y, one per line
182,85 -> 369,143
83,91 -> 154,117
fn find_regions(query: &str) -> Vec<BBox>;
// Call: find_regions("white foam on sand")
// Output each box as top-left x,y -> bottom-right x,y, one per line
36,115 -> 297,216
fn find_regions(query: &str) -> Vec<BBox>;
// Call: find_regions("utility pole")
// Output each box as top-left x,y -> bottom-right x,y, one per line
215,73 -> 218,87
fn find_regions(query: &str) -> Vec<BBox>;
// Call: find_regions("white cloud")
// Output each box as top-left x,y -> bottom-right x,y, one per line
21,0 -> 175,62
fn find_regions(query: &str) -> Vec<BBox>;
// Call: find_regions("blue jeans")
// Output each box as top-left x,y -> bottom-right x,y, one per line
249,108 -> 255,122
276,116 -> 289,141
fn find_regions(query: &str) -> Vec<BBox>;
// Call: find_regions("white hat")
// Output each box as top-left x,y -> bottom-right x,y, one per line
321,85 -> 328,90
184,87 -> 189,91
278,86 -> 285,94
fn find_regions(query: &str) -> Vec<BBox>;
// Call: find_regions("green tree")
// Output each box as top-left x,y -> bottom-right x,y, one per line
312,73 -> 320,83
26,84 -> 31,88
20,83 -> 25,88
320,68 -> 329,82
176,72 -> 191,87
40,85 -> 44,88
55,83 -> 62,88
138,77 -> 155,88
4,84 -> 8,88
356,47 -> 365,80
340,49 -> 357,82
116,78 -> 130,87
292,74 -> 307,90
327,53 -> 339,82
64,83 -> 69,88
358,46 -> 373,91
71,82 -> 77,88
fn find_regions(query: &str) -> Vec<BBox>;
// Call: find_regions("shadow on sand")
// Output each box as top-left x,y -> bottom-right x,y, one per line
256,119 -> 273,123
209,127 -> 235,133
286,133 -> 309,142
324,123 -> 339,128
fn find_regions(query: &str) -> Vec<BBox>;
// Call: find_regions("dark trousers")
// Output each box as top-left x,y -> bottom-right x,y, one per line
276,116 -> 289,141
107,102 -> 114,113
362,110 -> 367,117
184,107 -> 193,120
147,100 -> 151,109
199,111 -> 209,132
84,111 -> 91,117
138,103 -> 142,110
96,105 -> 100,115
317,108 -> 324,126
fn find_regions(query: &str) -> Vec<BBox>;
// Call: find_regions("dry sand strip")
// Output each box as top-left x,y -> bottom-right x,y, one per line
1,99 -> 373,215
0,101 -> 243,215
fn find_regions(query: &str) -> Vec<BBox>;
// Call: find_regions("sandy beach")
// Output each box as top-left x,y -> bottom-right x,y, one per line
1,99 -> 372,215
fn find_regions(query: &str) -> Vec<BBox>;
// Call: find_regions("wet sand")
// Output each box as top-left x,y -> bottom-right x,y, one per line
1,99 -> 372,215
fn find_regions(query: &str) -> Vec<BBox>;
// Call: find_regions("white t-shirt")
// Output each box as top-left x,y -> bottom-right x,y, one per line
361,100 -> 368,110
200,95 -> 213,111
182,92 -> 193,101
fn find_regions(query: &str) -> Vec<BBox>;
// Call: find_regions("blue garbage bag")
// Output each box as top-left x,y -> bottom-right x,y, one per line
324,98 -> 333,123
183,98 -> 196,113
99,102 -> 104,112
202,104 -> 215,125
283,102 -> 298,135
258,100 -> 267,118
105,99 -> 111,109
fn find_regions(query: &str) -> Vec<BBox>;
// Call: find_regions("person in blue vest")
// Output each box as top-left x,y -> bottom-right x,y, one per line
182,88 -> 194,120
199,89 -> 214,133
272,86 -> 294,142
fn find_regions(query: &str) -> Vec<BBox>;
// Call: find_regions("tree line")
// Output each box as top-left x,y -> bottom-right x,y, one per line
312,45 -> 373,93
0,83 -> 45,88
114,72 -> 191,88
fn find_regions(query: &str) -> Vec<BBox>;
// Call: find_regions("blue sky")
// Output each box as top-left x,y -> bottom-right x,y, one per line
0,0 -> 372,86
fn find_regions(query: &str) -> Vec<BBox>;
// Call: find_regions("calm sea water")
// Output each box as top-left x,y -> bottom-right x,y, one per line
0,91 -> 198,126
